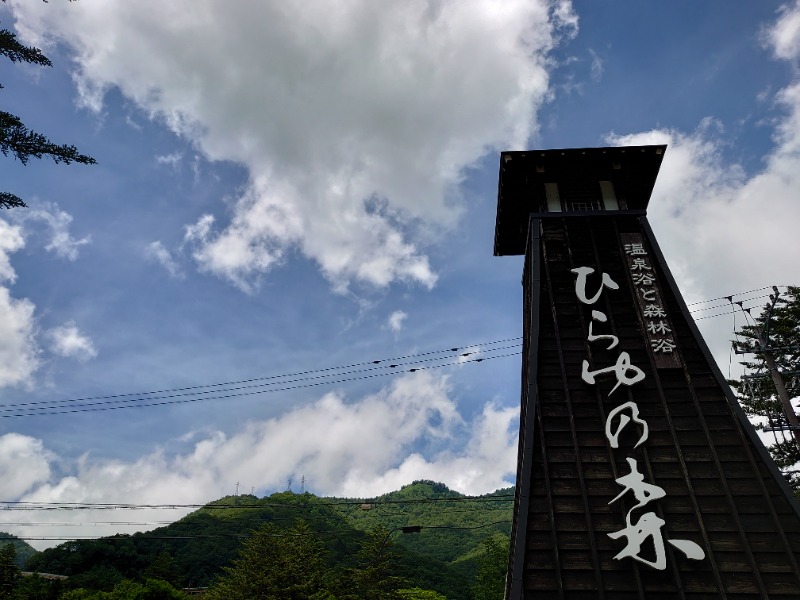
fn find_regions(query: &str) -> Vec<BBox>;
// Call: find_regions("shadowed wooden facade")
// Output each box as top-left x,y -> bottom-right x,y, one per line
495,146 -> 800,599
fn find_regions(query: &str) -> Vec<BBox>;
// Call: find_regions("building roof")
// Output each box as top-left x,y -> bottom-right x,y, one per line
493,144 -> 667,255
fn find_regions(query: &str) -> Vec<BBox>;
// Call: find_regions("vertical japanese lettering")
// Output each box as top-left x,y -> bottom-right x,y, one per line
573,260 -> 704,570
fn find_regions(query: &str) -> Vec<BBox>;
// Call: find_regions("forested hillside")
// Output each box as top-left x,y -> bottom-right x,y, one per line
0,532 -> 37,567
12,481 -> 513,599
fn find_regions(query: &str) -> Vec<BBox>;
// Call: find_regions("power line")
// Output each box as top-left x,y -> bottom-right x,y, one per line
685,286 -> 787,308
0,521 -> 176,527
692,298 -> 770,321
0,351 -> 519,419
0,495 -> 515,512
0,519 -> 514,544
0,505 -> 515,528
0,287 -> 776,420
0,339 -> 520,416
1,337 -> 522,410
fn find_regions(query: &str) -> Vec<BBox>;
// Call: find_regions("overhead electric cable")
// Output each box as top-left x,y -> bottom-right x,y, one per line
1,519 -> 513,543
0,521 -> 176,527
0,287 -> 779,420
0,495 -> 515,511
0,338 -> 521,412
689,294 -> 771,314
0,351 -> 519,418
3,336 -> 522,408
685,286 -> 787,307
414,519 -> 511,531
692,299 -> 770,321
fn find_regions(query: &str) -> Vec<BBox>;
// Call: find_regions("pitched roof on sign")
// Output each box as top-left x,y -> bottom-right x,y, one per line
493,145 -> 666,256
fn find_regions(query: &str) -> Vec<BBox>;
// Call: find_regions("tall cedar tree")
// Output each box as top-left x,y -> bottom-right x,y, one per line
472,534 -> 509,600
205,521 -> 333,600
336,527 -> 405,600
0,544 -> 20,599
1,5 -> 96,209
730,286 -> 800,490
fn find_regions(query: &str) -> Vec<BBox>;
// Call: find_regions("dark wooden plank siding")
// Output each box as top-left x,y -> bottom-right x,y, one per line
509,214 -> 800,598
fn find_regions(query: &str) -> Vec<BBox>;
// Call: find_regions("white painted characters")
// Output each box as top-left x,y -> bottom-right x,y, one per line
572,264 -> 705,570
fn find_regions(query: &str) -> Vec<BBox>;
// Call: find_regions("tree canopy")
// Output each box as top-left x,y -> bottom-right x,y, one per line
471,534 -> 509,600
731,285 -> 800,490
204,521 -> 332,600
1,9 -> 96,209
0,543 -> 21,599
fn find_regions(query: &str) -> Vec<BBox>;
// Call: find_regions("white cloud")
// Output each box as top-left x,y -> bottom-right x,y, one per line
0,219 -> 39,388
8,203 -> 91,261
767,0 -> 800,61
387,310 -> 408,332
0,287 -> 38,389
145,240 -> 183,278
0,434 -> 52,498
46,321 -> 97,362
0,211 -> 95,387
0,219 -> 24,283
8,0 -> 576,291
2,372 -> 517,549
340,402 -> 517,496
606,92 -> 800,371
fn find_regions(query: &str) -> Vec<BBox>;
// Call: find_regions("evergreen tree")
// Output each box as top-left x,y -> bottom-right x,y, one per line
731,286 -> 800,490
0,544 -> 20,599
205,521 -> 332,600
1,4 -> 96,209
142,552 -> 182,589
472,535 -> 509,600
338,528 -> 405,600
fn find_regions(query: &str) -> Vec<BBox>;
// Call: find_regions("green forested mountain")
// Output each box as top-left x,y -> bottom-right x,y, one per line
21,481 -> 513,599
0,532 -> 38,567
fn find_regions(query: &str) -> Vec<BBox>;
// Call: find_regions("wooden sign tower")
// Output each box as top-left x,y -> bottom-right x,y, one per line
495,145 -> 800,599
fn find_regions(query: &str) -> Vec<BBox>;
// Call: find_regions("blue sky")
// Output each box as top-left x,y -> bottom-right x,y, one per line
1,0 -> 799,547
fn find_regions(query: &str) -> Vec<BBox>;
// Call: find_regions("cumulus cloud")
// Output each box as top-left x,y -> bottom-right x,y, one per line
0,434 -> 52,498
767,0 -> 800,61
8,202 -> 91,261
1,372 -> 517,549
46,321 -> 97,362
0,219 -> 24,284
387,310 -> 408,332
0,288 -> 38,387
0,219 -> 39,388
340,402 -> 518,496
8,0 -> 576,291
0,208 -> 95,387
